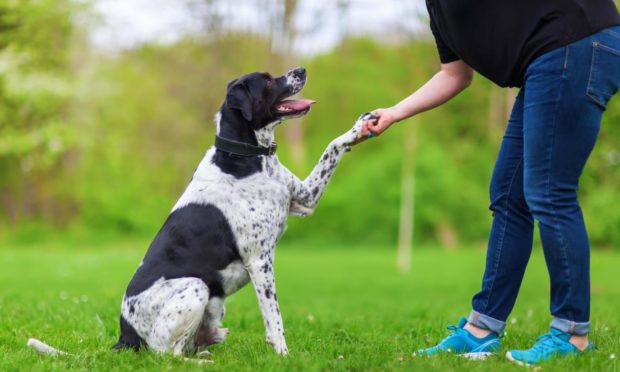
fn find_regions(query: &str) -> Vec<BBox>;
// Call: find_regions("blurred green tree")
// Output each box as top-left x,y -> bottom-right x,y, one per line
0,1 -> 618,249
0,0 -> 77,225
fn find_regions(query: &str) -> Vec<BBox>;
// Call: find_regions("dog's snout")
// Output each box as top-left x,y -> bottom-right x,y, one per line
284,67 -> 307,94
293,67 -> 306,78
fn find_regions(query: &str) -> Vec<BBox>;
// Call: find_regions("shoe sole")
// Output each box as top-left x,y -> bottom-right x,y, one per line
461,352 -> 494,360
413,351 -> 494,360
506,351 -> 534,367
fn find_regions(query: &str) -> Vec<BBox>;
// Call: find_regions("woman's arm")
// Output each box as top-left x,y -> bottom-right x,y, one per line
363,59 -> 474,136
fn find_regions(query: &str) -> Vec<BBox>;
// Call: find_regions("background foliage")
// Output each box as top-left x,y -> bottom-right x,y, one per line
0,0 -> 619,249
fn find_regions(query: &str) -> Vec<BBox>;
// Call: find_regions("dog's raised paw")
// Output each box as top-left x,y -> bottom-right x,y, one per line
358,112 -> 378,122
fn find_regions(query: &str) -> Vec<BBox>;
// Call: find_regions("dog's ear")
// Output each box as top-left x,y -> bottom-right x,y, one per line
226,84 -> 253,122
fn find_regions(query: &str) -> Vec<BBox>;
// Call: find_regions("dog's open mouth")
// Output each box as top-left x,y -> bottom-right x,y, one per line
273,98 -> 316,117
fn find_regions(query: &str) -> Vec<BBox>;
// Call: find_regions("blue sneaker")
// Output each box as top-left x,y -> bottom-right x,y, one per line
506,328 -> 595,366
415,317 -> 501,360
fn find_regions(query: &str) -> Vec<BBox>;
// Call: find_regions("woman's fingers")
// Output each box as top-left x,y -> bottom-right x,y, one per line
370,110 -> 399,136
359,108 -> 394,138
369,118 -> 379,128
364,118 -> 378,135
368,117 -> 388,135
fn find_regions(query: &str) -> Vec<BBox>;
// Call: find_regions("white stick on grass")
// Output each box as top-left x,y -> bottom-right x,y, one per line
27,338 -> 70,356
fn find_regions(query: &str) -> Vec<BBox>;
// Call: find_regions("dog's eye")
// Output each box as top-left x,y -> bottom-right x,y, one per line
265,79 -> 273,88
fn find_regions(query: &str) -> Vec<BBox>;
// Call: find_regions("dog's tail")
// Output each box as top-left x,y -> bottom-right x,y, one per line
111,315 -> 147,351
111,338 -> 141,351
27,338 -> 71,356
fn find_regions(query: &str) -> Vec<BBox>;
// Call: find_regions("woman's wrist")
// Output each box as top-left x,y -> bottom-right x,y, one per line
389,105 -> 410,123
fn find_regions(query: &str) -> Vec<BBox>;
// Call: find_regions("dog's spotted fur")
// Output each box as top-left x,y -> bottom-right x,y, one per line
113,68 -> 369,356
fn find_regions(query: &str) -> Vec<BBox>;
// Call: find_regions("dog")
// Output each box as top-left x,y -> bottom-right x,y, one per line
27,67 -> 370,359
109,67 -> 370,357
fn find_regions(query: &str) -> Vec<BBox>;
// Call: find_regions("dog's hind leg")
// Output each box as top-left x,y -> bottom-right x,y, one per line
146,278 -> 210,356
194,296 -> 228,350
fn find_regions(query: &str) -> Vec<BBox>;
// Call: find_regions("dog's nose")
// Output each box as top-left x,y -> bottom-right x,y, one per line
293,67 -> 306,78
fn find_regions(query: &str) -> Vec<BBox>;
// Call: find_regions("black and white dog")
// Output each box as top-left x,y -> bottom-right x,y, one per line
108,68 -> 370,356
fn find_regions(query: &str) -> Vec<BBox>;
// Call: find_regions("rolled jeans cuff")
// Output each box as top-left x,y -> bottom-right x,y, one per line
468,310 -> 505,334
551,317 -> 590,335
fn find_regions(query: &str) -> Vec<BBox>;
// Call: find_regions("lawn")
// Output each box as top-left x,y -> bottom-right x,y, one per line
0,242 -> 618,371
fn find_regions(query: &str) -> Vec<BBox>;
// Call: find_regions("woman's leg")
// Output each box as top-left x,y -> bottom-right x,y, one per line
416,91 -> 535,356
521,31 -> 619,337
468,90 -> 535,335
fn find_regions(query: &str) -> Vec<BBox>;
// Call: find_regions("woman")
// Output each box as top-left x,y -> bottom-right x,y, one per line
361,0 -> 620,365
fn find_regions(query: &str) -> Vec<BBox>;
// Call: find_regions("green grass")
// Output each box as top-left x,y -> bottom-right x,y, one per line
0,242 -> 618,371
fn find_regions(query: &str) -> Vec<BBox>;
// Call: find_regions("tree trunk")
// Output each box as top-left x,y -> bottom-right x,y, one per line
276,0 -> 306,168
397,121 -> 416,273
488,86 -> 518,139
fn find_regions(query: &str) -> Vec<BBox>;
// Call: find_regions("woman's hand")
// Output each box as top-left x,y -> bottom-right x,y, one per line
348,109 -> 400,146
362,108 -> 400,137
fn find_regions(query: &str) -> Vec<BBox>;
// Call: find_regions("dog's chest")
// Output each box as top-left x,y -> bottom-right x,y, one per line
173,149 -> 292,253
225,173 -> 290,248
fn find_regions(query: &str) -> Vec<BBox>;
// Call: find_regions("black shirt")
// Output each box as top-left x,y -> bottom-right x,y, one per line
426,0 -> 620,87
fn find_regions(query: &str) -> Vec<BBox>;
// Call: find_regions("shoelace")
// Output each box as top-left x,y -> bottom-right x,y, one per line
445,324 -> 464,338
439,324 -> 466,347
431,322 -> 500,354
531,332 -> 568,353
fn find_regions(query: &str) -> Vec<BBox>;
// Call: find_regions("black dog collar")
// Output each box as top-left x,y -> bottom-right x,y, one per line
215,135 -> 277,156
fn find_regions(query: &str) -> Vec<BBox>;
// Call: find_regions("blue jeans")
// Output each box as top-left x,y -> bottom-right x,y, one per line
468,26 -> 620,336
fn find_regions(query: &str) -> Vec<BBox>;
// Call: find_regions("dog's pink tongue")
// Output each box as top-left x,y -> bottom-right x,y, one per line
278,99 -> 316,111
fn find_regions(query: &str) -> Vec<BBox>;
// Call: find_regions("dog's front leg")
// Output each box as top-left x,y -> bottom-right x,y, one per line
287,113 -> 369,216
246,252 -> 288,355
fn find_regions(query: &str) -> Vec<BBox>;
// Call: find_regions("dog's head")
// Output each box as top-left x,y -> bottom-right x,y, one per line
221,67 -> 314,133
